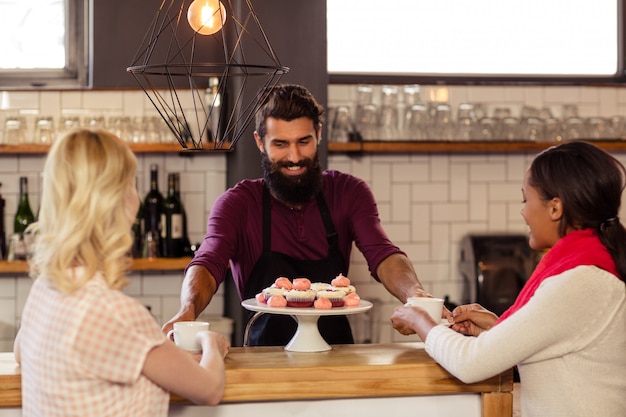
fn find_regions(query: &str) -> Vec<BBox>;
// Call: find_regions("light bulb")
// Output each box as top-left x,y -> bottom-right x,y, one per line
187,0 -> 227,35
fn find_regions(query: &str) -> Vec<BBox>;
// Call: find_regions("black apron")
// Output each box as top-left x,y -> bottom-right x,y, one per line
242,186 -> 354,347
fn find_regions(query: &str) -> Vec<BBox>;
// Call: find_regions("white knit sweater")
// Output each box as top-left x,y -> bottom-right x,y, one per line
425,265 -> 626,417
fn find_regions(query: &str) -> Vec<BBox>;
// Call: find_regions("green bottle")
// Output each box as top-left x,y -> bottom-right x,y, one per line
13,177 -> 35,261
14,177 -> 35,235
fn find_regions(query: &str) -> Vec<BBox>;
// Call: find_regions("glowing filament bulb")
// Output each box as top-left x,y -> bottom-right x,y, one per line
187,0 -> 226,35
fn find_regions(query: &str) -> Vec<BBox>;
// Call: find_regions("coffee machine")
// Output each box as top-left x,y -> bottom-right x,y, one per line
459,234 -> 541,316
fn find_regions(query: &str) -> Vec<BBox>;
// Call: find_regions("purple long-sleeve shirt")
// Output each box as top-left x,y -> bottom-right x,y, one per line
188,170 -> 404,298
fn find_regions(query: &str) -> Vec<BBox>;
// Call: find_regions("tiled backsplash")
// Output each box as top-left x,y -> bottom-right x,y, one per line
2,85 -> 626,349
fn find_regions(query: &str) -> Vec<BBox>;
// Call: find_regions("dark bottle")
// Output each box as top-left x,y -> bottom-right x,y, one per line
14,177 -> 35,234
0,182 -> 6,260
161,173 -> 184,257
13,177 -> 35,260
174,173 -> 192,256
131,178 -> 144,258
143,164 -> 164,258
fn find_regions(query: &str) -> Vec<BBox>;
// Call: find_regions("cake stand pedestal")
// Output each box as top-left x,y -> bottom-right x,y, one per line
241,299 -> 373,352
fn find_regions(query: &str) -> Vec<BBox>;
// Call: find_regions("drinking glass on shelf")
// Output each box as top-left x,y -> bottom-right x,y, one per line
608,115 -> 626,140
58,115 -> 81,135
432,103 -> 454,140
457,103 -> 476,121
2,116 -> 26,144
498,116 -> 520,140
586,117 -> 609,140
455,116 -> 474,141
330,105 -> 354,143
562,117 -> 587,141
378,85 -> 399,140
404,103 -> 429,140
456,103 -> 477,141
108,116 -> 132,142
543,117 -> 563,142
34,116 -> 55,144
144,116 -> 166,144
474,117 -> 497,140
354,85 -> 378,141
519,117 -> 546,141
493,107 -> 512,120
83,115 -> 106,129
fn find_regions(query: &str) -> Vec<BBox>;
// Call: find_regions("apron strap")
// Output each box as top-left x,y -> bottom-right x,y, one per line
316,192 -> 340,254
262,186 -> 272,252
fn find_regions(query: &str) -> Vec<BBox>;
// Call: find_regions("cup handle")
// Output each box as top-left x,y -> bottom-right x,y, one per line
166,329 -> 175,341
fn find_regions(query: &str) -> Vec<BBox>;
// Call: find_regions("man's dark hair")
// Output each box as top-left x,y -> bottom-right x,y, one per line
254,84 -> 325,140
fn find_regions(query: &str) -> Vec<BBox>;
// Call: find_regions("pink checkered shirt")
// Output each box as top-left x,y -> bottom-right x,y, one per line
19,270 -> 169,417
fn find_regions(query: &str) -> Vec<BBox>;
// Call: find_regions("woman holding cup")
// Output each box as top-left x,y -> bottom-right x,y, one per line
13,129 -> 229,416
391,141 -> 626,417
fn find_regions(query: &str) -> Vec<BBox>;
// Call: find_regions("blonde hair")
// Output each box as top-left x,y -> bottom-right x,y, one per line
29,129 -> 137,293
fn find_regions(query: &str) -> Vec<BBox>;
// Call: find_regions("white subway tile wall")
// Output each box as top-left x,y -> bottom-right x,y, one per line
2,84 -> 626,349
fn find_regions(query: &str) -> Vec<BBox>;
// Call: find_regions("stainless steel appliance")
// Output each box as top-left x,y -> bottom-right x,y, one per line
459,234 -> 541,316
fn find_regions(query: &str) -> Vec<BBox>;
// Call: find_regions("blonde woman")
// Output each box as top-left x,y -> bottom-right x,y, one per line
14,129 -> 229,417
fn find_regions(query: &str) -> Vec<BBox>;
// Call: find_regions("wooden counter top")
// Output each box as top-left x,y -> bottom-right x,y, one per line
0,343 -> 514,416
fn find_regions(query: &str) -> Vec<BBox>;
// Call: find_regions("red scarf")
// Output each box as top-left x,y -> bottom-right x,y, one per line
496,229 -> 618,324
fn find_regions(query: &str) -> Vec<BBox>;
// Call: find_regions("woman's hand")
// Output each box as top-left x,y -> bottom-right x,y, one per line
391,305 -> 438,341
450,303 -> 498,336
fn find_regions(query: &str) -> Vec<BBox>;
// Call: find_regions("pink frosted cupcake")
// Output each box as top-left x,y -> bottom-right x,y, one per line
310,282 -> 332,292
262,285 -> 287,301
331,274 -> 355,294
316,289 -> 347,307
284,289 -> 316,308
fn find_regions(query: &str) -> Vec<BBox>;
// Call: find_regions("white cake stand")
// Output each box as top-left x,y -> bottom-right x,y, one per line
241,299 -> 373,352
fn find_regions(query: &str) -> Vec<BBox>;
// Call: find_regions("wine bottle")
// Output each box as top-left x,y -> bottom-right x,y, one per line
161,173 -> 183,257
131,178 -> 144,258
13,177 -> 35,260
0,182 -> 6,260
143,164 -> 164,258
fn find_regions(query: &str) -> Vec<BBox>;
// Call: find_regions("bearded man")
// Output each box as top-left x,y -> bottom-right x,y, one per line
163,84 -> 431,346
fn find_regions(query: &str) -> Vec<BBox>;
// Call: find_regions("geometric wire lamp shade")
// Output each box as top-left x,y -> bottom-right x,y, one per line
127,0 -> 289,150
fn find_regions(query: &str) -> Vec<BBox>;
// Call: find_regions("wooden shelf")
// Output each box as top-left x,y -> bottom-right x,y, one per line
327,139 -> 626,154
0,257 -> 192,274
0,143 -> 233,154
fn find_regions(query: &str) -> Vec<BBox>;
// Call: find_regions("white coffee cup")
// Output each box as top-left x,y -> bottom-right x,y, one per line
405,297 -> 444,322
167,321 -> 210,353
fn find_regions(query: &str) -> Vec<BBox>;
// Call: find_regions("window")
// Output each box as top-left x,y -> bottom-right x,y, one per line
327,0 -> 624,84
0,0 -> 89,88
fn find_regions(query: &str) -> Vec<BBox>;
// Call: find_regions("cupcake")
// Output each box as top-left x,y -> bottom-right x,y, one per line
331,273 -> 350,287
315,289 -> 347,307
310,282 -> 332,292
262,285 -> 287,301
331,284 -> 356,294
292,277 -> 311,290
274,277 -> 293,290
284,289 -> 316,308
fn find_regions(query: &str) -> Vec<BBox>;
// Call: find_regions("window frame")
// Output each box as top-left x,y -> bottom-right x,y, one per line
0,0 -> 90,89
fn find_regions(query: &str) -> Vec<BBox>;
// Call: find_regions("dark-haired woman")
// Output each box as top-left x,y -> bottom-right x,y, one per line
392,141 -> 626,417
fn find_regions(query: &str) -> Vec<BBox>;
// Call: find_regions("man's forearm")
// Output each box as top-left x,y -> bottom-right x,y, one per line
180,265 -> 218,318
376,253 -> 428,303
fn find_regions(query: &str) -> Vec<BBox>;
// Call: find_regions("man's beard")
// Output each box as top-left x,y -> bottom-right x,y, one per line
261,152 -> 322,206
